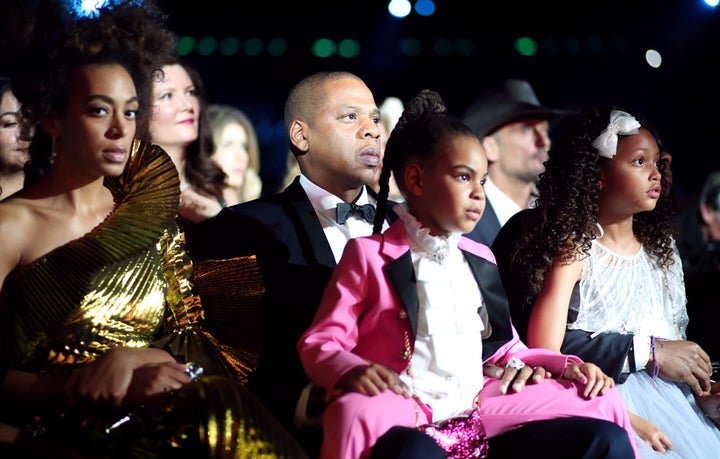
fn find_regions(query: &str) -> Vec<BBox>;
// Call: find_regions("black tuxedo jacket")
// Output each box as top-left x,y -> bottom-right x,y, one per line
198,177 -> 398,430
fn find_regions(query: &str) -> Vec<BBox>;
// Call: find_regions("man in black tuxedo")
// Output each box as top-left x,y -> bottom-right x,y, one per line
201,72 -> 640,459
199,71 -> 440,458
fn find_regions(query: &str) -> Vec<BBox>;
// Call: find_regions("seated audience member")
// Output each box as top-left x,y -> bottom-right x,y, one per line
461,78 -> 575,246
199,71 -> 436,458
149,58 -> 227,225
494,106 -> 720,457
0,2 -> 307,457
298,89 -> 637,459
207,104 -> 263,205
676,170 -> 720,365
0,77 -> 30,198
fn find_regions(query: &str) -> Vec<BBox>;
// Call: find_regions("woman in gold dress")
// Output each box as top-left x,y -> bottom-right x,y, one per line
0,1 -> 306,458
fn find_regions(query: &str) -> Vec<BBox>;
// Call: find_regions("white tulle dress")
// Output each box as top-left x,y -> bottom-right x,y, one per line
570,239 -> 720,458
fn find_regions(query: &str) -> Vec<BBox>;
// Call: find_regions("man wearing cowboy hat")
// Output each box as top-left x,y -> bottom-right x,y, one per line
463,78 -> 576,246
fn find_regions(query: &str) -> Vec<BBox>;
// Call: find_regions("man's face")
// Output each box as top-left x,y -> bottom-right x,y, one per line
490,117 -> 551,184
298,78 -> 381,197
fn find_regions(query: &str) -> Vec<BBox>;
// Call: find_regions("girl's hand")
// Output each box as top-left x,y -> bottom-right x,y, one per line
336,362 -> 411,398
629,411 -> 673,453
561,362 -> 614,398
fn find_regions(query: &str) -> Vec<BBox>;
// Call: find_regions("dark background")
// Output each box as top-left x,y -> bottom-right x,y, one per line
8,0 -> 720,202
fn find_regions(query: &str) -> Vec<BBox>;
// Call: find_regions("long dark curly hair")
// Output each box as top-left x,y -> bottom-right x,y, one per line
509,106 -> 677,302
372,89 -> 477,234
7,0 -> 177,185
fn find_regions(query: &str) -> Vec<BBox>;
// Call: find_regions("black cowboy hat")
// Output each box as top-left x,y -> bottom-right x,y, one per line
463,78 -> 577,137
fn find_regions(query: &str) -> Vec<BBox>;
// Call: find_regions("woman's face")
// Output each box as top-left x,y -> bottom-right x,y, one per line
0,89 -> 30,173
211,121 -> 249,188
45,63 -> 138,178
149,64 -> 199,149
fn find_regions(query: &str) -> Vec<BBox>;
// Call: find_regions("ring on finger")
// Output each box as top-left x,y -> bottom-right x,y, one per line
507,357 -> 525,371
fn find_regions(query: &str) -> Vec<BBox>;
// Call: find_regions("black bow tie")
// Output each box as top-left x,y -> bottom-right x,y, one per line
336,202 -> 376,224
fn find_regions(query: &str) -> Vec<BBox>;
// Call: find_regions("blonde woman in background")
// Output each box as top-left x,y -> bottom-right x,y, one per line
207,104 -> 262,205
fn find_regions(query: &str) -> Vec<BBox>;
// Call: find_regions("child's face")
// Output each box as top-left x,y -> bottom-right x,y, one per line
415,134 -> 488,236
599,128 -> 661,215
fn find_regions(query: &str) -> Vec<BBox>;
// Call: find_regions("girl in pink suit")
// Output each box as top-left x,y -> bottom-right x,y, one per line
297,89 -> 638,459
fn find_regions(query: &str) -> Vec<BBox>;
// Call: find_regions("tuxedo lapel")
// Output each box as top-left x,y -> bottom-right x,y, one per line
381,223 -> 420,337
464,251 -> 514,360
283,178 -> 336,268
385,251 -> 419,336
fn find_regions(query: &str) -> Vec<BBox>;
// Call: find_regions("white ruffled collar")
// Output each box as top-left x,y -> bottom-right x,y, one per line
394,203 -> 462,264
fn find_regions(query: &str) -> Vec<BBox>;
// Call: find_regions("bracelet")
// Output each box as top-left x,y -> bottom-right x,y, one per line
650,336 -> 661,380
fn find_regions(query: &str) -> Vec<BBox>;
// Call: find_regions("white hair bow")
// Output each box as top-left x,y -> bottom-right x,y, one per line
592,110 -> 641,159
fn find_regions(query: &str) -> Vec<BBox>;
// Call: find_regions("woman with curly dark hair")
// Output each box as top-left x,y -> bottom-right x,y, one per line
494,106 -> 720,458
0,1 -> 307,458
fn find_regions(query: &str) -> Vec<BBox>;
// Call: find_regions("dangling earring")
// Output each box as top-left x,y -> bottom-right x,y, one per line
595,223 -> 605,239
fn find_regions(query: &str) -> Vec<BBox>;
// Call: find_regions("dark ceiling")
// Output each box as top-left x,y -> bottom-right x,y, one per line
158,0 -> 720,198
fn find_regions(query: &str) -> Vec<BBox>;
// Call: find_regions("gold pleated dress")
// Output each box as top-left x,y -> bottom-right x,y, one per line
0,140 -> 308,459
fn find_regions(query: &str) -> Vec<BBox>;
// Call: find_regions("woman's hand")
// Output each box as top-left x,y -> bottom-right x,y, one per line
65,347 -> 177,413
629,411 -> 673,452
561,362 -> 614,398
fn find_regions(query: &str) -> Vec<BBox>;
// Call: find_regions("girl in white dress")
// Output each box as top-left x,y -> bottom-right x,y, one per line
500,107 -> 720,458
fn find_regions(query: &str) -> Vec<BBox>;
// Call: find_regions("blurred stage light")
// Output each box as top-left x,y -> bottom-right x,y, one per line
415,0 -> 436,16
645,49 -> 662,68
388,0 -> 412,18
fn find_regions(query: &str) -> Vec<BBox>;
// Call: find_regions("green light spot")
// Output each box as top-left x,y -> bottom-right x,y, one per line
515,37 -> 538,56
267,38 -> 288,57
219,37 -> 240,56
312,38 -> 336,58
245,37 -> 264,56
337,39 -> 360,58
197,37 -> 218,56
176,36 -> 196,56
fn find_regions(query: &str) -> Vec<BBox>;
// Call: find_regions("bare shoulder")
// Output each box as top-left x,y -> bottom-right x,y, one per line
0,198 -> 40,280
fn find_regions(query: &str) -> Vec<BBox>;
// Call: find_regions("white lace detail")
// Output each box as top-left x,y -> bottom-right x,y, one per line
570,240 -> 688,340
394,203 -> 461,264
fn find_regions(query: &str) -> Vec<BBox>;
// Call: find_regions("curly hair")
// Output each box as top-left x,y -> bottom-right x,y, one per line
372,88 -> 477,234
509,106 -> 677,303
8,0 -> 177,185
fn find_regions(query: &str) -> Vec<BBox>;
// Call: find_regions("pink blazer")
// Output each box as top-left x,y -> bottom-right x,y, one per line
298,220 -> 580,399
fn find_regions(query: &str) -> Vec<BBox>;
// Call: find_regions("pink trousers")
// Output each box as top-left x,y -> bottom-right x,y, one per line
320,379 -> 638,459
